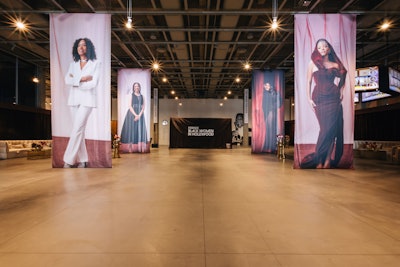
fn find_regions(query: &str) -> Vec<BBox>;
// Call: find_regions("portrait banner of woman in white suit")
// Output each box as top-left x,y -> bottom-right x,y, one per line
50,14 -> 111,168
294,14 -> 356,169
117,69 -> 151,153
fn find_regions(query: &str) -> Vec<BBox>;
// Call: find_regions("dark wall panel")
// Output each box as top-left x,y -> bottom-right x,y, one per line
170,118 -> 232,148
355,108 -> 400,141
0,105 -> 51,140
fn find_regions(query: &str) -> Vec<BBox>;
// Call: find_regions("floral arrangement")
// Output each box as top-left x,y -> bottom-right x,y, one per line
112,134 -> 121,158
112,134 -> 121,149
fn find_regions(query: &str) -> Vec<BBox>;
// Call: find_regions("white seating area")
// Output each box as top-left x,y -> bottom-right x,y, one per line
0,140 -> 52,160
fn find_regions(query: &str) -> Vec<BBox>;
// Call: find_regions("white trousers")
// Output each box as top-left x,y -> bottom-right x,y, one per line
63,105 -> 93,165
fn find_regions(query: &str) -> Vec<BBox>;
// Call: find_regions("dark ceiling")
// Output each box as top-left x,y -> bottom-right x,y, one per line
1,0 -> 400,100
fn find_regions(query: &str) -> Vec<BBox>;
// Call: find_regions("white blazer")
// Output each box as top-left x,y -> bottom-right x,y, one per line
64,60 -> 101,107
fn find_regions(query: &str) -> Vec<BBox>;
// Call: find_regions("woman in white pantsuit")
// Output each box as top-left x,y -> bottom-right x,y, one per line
63,38 -> 100,168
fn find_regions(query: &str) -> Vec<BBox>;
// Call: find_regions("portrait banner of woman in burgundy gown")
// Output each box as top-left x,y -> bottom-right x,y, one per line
294,14 -> 356,169
252,70 -> 285,153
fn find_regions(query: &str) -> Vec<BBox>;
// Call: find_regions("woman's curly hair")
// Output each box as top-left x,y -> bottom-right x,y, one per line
72,38 -> 97,62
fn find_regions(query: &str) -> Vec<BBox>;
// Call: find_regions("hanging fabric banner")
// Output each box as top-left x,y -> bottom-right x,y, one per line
251,70 -> 285,153
153,88 -> 158,124
50,13 -> 111,168
244,88 -> 249,124
118,69 -> 151,153
294,14 -> 356,169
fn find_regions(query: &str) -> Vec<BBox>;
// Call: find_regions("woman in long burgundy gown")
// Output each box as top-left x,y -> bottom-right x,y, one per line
300,39 -> 347,168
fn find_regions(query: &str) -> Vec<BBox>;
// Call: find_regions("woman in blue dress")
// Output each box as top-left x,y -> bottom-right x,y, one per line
120,82 -> 148,152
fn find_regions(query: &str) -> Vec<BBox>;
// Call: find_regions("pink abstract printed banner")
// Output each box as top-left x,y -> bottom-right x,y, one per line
50,14 -> 111,168
251,70 -> 285,153
117,69 -> 151,153
294,14 -> 356,169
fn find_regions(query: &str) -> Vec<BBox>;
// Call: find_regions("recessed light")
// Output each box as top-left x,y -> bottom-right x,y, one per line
380,22 -> 391,30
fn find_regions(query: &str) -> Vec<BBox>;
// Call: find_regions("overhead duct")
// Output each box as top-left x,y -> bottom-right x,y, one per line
208,0 -> 246,96
160,0 -> 191,96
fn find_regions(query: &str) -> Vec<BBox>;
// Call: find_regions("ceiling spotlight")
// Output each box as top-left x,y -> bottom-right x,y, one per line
271,0 -> 278,30
380,21 -> 391,31
11,18 -> 29,32
126,0 -> 133,29
228,90 -> 232,95
235,77 -> 241,83
32,77 -> 39,83
244,62 -> 251,70
271,17 -> 278,30
15,20 -> 26,30
151,61 -> 161,72
171,90 -> 175,95
125,17 -> 133,29
162,77 -> 167,82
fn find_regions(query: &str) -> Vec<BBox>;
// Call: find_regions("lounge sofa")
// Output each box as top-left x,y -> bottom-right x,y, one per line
0,140 -> 52,159
353,140 -> 400,162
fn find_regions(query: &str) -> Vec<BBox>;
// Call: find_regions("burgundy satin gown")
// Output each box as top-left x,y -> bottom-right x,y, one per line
300,68 -> 344,168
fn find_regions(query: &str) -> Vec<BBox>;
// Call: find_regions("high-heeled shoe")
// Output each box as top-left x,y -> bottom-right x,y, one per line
63,163 -> 75,168
77,162 -> 88,168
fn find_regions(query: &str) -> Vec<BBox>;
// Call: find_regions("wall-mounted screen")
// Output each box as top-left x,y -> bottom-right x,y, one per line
388,67 -> 400,94
355,66 -> 379,91
361,90 -> 391,102
354,92 -> 359,103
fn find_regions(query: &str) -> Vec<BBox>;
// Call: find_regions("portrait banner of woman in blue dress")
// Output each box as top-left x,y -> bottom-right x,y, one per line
50,14 -> 111,168
294,14 -> 356,169
118,69 -> 151,153
251,70 -> 285,153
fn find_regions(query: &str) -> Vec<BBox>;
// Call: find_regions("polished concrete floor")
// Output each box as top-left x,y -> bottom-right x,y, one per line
0,147 -> 400,267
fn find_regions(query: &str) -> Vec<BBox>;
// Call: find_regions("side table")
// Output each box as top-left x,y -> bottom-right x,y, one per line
27,150 -> 51,160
